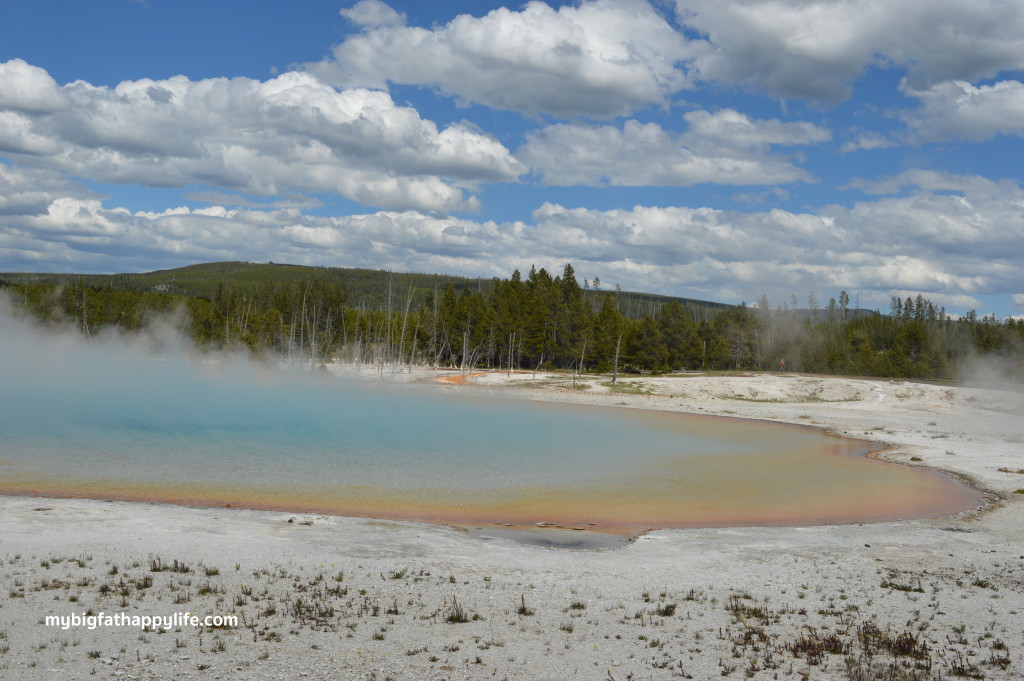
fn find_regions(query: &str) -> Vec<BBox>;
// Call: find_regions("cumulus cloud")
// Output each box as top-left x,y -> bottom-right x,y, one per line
315,0 -> 1024,116
520,109 -> 829,186
0,163 -> 518,274
0,61 -> 524,213
684,109 -> 830,148
2,164 -> 1021,316
341,0 -> 406,28
315,0 -> 700,118
0,59 -> 69,113
900,79 -> 1024,142
678,0 -> 1024,102
526,180 -> 1021,310
845,169 -> 1022,198
0,164 -> 97,217
840,131 -> 898,153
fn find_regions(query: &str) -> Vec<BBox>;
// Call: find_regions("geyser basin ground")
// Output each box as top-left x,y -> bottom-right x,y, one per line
0,339 -> 983,538
1,370 -> 1021,680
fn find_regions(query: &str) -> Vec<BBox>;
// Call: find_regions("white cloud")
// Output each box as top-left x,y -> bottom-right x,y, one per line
319,0 -> 1024,115
683,109 -> 830,149
315,0 -> 700,118
0,62 -> 524,213
900,79 -> 1024,142
840,131 -> 898,153
1012,293 -> 1024,307
845,169 -> 1021,198
0,164 -> 96,217
2,164 -> 1021,316
520,110 -> 829,186
341,0 -> 406,28
182,190 -> 324,211
678,0 -> 1024,102
0,59 -> 69,113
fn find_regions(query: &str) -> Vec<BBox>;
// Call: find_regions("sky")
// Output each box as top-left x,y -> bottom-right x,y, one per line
0,0 -> 1022,317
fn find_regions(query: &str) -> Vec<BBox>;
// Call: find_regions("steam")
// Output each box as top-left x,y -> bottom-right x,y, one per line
0,294 -> 658,492
956,352 -> 1022,388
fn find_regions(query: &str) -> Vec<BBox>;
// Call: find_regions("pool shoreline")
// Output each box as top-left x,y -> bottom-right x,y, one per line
0,370 -> 995,544
2,370 -> 1021,680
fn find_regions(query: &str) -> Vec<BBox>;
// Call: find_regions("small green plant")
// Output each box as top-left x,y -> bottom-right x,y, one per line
446,595 -> 469,623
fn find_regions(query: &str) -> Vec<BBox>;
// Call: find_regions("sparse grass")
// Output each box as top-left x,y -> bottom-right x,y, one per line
881,579 -> 925,593
150,557 -> 190,573
445,595 -> 470,623
6,524 -> 1020,681
601,381 -> 653,395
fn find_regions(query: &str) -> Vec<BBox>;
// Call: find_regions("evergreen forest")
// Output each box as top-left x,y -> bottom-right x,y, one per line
2,261 -> 1022,382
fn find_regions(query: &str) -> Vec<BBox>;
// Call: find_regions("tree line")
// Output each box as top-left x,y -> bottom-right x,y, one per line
3,265 -> 1022,382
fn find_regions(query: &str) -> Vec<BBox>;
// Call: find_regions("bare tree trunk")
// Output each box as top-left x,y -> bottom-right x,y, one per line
299,287 -> 307,366
394,284 -> 414,375
308,296 -> 318,365
507,331 -> 515,378
81,289 -> 91,338
571,339 -> 584,387
385,273 -> 392,366
612,332 -> 622,385
408,315 -> 419,372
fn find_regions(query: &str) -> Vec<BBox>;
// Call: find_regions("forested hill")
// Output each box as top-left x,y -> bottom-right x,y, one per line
0,261 -> 728,320
2,261 -> 1022,382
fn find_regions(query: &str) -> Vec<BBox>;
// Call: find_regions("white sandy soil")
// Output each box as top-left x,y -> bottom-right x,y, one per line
1,370 -> 1022,680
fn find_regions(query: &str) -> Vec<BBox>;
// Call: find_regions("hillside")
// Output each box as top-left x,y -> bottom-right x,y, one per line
0,261 -> 731,319
3,261 -> 1020,381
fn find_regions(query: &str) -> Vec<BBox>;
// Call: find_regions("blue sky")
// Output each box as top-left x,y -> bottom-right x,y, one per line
1,0 -> 1022,317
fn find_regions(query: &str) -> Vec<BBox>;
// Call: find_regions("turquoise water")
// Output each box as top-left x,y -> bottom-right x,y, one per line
0,315 -> 984,532
1,357 -> 732,492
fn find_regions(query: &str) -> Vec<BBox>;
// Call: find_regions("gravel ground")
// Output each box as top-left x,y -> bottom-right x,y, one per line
1,370 -> 1022,680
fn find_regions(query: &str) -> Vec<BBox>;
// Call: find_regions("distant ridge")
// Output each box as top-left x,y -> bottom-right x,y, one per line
0,260 -> 732,319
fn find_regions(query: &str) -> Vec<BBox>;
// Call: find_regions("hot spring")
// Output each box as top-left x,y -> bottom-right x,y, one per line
0,314 -> 984,547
